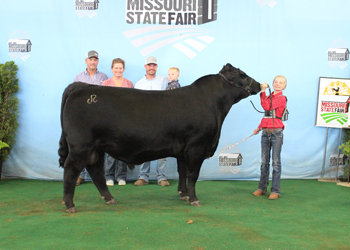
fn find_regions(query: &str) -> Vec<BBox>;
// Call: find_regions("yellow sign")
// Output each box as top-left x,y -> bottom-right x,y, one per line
323,81 -> 350,96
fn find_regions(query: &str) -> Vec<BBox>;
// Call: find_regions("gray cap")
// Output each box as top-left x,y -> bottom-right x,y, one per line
86,50 -> 99,59
145,56 -> 157,65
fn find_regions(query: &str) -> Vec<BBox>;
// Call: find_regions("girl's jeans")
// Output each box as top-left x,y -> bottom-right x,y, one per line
258,130 -> 283,195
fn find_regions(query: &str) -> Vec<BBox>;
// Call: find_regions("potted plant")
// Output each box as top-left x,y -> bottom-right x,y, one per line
339,129 -> 350,183
0,61 -> 19,180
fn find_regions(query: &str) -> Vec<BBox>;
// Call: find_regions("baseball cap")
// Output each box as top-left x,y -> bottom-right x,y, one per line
145,56 -> 157,65
86,50 -> 99,59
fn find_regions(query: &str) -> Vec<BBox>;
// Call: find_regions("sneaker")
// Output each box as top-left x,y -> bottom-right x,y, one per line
106,180 -> 114,186
134,179 -> 148,186
158,180 -> 170,186
76,176 -> 85,186
118,180 -> 126,186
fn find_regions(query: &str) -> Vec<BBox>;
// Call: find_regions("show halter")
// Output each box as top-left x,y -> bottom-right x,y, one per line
218,72 -> 253,96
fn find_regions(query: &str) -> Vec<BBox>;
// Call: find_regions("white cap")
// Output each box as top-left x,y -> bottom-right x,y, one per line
145,56 -> 157,65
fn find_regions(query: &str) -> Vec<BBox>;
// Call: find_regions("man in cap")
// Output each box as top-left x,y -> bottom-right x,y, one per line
134,56 -> 170,187
74,50 -> 108,185
74,50 -> 108,85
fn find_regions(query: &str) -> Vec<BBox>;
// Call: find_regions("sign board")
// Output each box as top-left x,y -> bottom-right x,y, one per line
218,153 -> 243,166
316,77 -> 350,128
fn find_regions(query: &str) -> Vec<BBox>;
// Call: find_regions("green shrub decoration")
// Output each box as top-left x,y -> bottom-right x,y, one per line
0,141 -> 9,150
339,129 -> 350,181
0,61 -> 19,161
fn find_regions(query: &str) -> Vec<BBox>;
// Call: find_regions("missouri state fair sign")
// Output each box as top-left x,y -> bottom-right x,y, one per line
125,0 -> 218,25
316,77 -> 350,128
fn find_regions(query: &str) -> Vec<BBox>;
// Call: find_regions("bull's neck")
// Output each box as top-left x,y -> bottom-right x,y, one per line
197,75 -> 246,118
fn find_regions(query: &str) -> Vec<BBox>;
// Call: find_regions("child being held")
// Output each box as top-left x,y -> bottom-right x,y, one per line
167,67 -> 181,90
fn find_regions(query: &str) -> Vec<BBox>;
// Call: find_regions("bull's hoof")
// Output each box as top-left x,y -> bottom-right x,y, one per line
66,207 -> 78,213
106,198 -> 117,205
180,195 -> 190,201
62,201 -> 65,205
190,201 -> 202,207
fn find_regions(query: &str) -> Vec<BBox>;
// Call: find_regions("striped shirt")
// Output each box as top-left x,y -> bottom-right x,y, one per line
74,69 -> 108,85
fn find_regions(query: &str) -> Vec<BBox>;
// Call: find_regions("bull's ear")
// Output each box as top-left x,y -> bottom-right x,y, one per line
225,63 -> 234,71
224,63 -> 230,70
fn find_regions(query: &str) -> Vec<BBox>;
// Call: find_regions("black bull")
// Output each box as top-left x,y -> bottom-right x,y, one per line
58,63 -> 261,213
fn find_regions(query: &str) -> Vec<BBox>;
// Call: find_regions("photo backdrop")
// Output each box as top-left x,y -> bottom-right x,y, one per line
1,0 -> 350,181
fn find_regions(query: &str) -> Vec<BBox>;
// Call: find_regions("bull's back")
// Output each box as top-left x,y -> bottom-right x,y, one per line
63,84 -> 214,130
61,81 -> 221,159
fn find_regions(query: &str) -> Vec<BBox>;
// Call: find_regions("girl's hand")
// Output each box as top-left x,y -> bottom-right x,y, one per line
254,128 -> 261,135
261,83 -> 268,92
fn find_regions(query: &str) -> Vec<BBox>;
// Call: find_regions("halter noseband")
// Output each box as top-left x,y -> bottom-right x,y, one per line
218,72 -> 252,96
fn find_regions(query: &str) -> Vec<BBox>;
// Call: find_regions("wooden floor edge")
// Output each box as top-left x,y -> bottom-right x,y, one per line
336,182 -> 350,187
317,179 -> 340,183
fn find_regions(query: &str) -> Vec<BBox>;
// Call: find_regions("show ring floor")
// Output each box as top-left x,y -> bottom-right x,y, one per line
0,179 -> 348,249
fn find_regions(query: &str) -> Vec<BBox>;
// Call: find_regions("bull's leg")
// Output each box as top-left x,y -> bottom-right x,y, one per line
63,154 -> 83,213
187,167 -> 201,206
186,156 -> 204,206
86,151 -> 116,205
176,159 -> 189,201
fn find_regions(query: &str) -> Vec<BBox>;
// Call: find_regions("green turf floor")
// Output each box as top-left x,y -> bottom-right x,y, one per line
0,179 -> 349,250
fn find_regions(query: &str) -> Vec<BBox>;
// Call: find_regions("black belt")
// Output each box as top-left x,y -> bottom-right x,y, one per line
263,128 -> 282,134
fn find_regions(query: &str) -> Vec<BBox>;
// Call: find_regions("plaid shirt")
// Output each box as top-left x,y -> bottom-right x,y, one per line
74,69 -> 108,85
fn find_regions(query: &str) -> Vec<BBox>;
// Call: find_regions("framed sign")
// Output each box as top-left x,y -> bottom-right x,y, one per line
316,77 -> 350,128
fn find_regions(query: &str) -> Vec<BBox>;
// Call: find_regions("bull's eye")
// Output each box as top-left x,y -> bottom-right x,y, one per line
240,73 -> 248,78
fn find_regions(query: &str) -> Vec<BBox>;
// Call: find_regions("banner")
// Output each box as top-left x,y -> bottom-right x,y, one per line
1,0 -> 350,181
316,77 -> 350,129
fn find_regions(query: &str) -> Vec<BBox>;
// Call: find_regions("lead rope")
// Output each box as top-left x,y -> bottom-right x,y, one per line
266,86 -> 274,192
209,133 -> 255,159
267,85 -> 276,131
250,100 -> 264,113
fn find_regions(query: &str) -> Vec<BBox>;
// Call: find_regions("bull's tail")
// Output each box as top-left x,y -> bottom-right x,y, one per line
58,82 -> 90,167
58,133 -> 68,167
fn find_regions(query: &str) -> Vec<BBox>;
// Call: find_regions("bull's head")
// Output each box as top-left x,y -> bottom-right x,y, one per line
219,63 -> 261,96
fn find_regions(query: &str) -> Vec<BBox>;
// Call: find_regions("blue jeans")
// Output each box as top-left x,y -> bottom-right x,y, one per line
79,168 -> 91,182
138,158 -> 167,182
105,154 -> 127,182
258,130 -> 283,195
